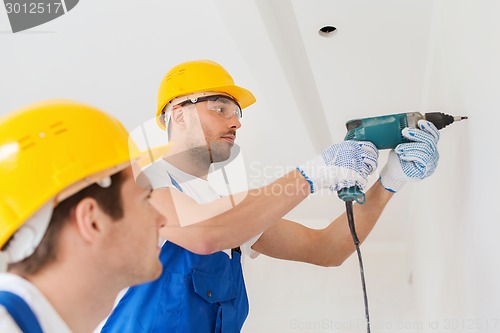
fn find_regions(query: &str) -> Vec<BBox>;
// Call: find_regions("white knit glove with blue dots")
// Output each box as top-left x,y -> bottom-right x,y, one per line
297,140 -> 379,193
380,120 -> 440,193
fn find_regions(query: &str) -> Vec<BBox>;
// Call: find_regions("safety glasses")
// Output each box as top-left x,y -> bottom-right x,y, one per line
179,94 -> 242,120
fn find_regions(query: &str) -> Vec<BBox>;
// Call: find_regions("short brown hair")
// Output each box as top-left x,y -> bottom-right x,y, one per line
8,171 -> 126,276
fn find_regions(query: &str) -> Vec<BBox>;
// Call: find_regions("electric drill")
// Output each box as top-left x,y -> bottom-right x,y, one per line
338,111 -> 468,203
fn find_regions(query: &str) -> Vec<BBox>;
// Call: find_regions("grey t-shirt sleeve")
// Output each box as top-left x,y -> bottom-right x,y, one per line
142,162 -> 173,190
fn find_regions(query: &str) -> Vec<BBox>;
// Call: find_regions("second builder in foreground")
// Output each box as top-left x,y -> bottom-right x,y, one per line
0,101 -> 166,333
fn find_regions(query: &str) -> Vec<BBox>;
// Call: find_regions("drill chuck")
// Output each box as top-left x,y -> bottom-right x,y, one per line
423,112 -> 468,130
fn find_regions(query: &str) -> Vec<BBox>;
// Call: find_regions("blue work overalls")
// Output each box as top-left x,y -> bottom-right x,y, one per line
0,291 -> 44,333
101,242 -> 249,332
101,171 -> 249,333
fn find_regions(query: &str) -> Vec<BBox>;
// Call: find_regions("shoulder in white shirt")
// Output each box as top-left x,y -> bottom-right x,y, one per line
0,273 -> 72,333
144,160 -> 261,259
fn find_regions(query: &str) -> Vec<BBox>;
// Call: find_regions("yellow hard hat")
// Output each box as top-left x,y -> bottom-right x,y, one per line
0,100 -> 143,249
156,60 -> 256,129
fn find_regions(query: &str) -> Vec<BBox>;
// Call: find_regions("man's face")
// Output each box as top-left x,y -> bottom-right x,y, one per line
105,167 -> 164,284
185,96 -> 242,163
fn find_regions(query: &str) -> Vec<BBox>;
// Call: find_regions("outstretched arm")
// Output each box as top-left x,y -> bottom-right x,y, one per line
251,180 -> 393,266
154,169 -> 310,254
251,120 -> 441,266
151,141 -> 378,254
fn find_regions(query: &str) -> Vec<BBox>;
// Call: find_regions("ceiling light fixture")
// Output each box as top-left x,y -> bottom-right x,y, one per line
318,26 -> 337,37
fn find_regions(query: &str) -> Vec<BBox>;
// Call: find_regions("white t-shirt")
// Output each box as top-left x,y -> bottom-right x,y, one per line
144,159 -> 261,258
0,273 -> 72,333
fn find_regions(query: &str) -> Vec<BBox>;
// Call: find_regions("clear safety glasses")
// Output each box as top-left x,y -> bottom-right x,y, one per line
178,94 -> 242,120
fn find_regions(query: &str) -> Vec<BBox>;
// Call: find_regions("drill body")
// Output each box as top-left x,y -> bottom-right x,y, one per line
338,111 -> 467,202
344,112 -> 463,150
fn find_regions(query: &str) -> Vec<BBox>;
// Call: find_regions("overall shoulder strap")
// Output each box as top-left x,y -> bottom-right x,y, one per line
0,291 -> 44,333
167,173 -> 183,192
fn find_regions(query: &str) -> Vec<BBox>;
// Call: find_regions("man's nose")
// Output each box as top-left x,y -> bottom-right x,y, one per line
154,206 -> 167,228
228,115 -> 241,129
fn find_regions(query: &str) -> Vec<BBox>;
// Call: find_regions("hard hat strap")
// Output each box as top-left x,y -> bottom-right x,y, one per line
1,200 -> 53,264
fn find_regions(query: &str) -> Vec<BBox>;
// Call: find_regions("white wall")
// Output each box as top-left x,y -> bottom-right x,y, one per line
243,1 -> 499,333
410,0 -> 500,331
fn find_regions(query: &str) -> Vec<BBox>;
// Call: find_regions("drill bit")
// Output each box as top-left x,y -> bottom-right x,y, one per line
424,112 -> 468,130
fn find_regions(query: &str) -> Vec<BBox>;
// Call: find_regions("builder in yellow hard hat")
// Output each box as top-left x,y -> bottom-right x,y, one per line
102,60 -> 440,333
0,100 -> 166,332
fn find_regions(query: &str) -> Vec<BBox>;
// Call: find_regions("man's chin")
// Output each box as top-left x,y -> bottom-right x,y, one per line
209,143 -> 233,163
211,152 -> 231,163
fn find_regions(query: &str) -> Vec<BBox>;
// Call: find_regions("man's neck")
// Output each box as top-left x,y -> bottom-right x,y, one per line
25,264 -> 121,333
162,145 -> 211,179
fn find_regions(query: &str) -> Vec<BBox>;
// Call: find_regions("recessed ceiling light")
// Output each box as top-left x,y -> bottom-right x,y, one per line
319,26 -> 337,37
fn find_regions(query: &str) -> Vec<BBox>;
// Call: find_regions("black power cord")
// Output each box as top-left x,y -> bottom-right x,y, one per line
345,200 -> 371,333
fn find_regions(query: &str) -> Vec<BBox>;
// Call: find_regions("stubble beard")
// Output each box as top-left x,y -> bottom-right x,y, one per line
186,142 -> 231,166
207,141 -> 232,163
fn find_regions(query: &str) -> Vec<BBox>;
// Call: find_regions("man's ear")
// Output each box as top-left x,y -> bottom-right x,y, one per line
171,106 -> 186,129
73,198 -> 105,243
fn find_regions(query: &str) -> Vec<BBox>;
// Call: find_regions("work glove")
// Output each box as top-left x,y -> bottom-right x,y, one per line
380,120 -> 440,192
297,140 -> 378,193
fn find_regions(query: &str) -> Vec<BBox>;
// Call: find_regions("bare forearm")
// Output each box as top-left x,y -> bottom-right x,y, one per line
251,181 -> 393,266
162,169 -> 311,254
314,180 -> 394,266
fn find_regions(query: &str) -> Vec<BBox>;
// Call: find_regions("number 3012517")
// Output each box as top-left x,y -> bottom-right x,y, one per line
5,2 -> 63,14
